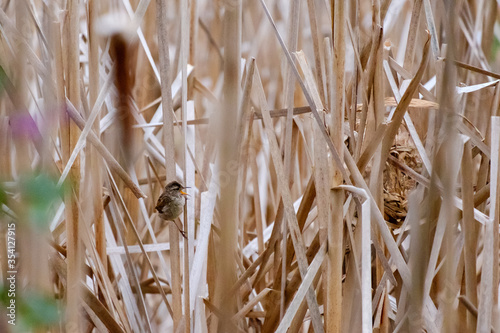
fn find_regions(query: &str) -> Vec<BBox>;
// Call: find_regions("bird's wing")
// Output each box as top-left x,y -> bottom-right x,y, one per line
155,192 -> 175,212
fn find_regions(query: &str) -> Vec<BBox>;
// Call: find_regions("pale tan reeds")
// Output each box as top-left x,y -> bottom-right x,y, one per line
3,1 -> 500,332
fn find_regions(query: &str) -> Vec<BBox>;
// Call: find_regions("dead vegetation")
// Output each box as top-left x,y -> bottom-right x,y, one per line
1,0 -> 500,332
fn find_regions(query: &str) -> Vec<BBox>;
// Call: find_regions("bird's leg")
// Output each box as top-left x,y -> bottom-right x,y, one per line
172,219 -> 187,239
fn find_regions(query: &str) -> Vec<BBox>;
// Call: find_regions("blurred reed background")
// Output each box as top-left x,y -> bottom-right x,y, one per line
1,0 -> 500,332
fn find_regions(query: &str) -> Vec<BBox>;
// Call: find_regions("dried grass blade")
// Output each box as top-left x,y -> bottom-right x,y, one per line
258,0 -> 412,287
452,59 -> 500,80
357,123 -> 387,172
105,216 -> 145,332
122,0 -> 160,81
190,178 -> 218,307
422,0 -> 440,57
477,117 -> 500,332
343,149 -> 412,287
387,57 -> 436,102
232,288 -> 271,322
337,185 -> 372,333
305,0 -> 326,103
403,0 -> 423,69
64,0 -> 82,328
155,0 -> 175,181
57,67 -> 114,187
213,1 -> 242,329
106,170 -> 154,332
380,33 -> 431,172
275,241 -> 326,333
328,5 -> 346,327
65,102 -> 146,198
254,65 -> 324,332
461,141 -> 478,331
82,284 -> 127,333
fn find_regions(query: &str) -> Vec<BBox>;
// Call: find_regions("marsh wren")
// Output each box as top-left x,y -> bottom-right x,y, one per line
155,181 -> 188,238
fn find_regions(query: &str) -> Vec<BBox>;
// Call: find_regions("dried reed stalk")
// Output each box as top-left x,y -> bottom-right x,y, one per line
4,1 -> 500,332
212,0 -> 242,331
155,0 -> 183,330
63,0 -> 82,329
87,0 -> 106,278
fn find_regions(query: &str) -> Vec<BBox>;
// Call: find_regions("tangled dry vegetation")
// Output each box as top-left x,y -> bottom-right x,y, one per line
2,0 -> 500,332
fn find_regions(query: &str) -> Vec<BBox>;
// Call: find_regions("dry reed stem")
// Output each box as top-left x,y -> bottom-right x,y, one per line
478,116 -> 500,332
180,0 -> 193,330
4,1 -> 500,332
255,66 -> 324,333
87,0 -> 106,279
212,1 -> 242,331
403,0 -> 423,70
328,1 -> 346,330
63,0 -> 82,330
282,1 -> 299,319
155,1 -> 182,329
462,141 -> 478,331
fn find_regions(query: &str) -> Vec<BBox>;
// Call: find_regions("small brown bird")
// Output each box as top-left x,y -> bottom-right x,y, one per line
155,181 -> 188,238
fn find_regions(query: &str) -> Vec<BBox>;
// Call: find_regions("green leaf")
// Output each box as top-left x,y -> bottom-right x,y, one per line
19,173 -> 63,229
0,184 -> 6,215
18,292 -> 60,327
